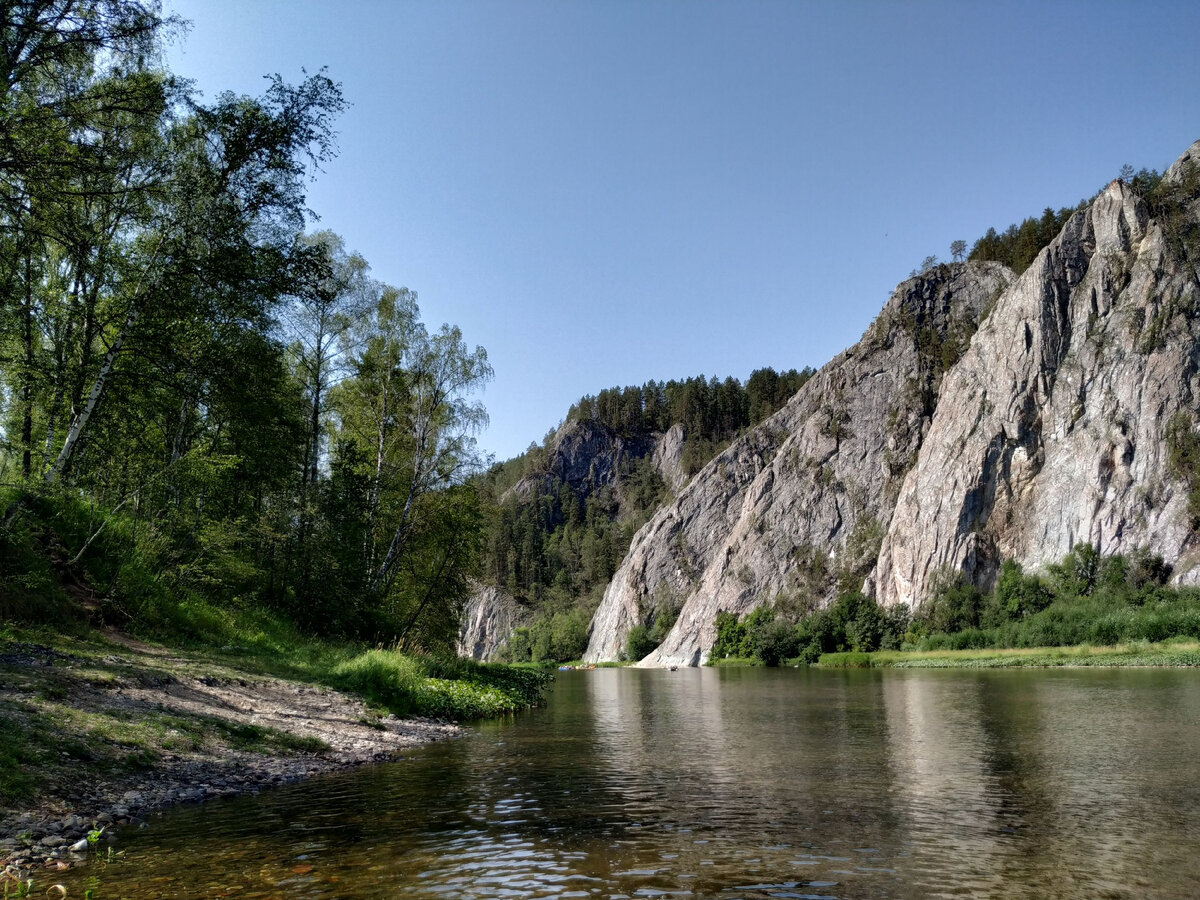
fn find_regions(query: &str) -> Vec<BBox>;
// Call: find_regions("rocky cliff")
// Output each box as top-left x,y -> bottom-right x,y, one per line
874,144 -> 1200,605
584,261 -> 1015,665
507,418 -> 652,502
584,139 -> 1200,666
457,583 -> 527,661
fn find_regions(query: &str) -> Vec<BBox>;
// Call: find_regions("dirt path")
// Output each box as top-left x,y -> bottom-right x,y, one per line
0,633 -> 460,878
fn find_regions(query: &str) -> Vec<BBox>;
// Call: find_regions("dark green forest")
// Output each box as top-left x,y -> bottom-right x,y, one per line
0,1 -> 491,654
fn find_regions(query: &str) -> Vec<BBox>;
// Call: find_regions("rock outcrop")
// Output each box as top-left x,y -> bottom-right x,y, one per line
651,423 -> 689,492
585,139 -> 1200,665
584,261 -> 1015,665
508,419 -> 652,503
461,417 -> 679,661
874,149 -> 1200,605
457,583 -> 527,661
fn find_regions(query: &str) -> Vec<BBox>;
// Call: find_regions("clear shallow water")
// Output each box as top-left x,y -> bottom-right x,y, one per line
60,667 -> 1200,899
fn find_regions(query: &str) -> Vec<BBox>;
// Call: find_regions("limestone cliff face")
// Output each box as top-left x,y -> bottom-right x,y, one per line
583,261 -> 1015,666
509,418 -> 652,503
457,583 -> 527,661
651,423 -> 689,493
874,145 -> 1200,605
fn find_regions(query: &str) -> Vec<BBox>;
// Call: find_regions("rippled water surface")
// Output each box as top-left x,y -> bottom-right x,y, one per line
60,667 -> 1200,899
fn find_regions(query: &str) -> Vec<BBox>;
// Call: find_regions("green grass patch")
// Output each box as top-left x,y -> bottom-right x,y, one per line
817,651 -> 874,668
707,656 -> 760,667
330,648 -> 552,720
0,714 -> 41,806
332,650 -> 425,713
819,641 -> 1200,669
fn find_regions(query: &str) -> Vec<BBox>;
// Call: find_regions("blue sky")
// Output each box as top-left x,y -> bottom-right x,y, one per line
164,0 -> 1200,462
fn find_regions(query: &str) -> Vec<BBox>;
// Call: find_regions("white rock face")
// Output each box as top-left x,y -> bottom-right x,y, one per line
583,262 -> 1015,666
457,583 -> 527,661
652,423 -> 689,493
875,158 -> 1200,606
585,139 -> 1200,665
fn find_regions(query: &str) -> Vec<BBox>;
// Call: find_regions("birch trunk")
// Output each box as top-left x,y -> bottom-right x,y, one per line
45,302 -> 139,484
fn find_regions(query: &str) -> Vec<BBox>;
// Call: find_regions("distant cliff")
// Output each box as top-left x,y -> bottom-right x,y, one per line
459,419 -> 690,660
584,261 -> 1014,665
583,139 -> 1200,666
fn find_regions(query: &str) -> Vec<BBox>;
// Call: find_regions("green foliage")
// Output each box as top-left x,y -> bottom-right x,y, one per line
625,624 -> 656,662
707,604 -> 776,663
795,592 -> 910,662
504,603 -> 592,664
907,545 -> 1188,652
917,568 -> 986,634
1047,542 -> 1102,596
332,649 -> 426,713
817,652 -> 873,668
0,7 -> 489,654
709,594 -> 907,666
991,559 -> 1052,621
969,205 -> 1082,274
330,649 -> 549,719
1166,411 -> 1200,528
566,368 -> 814,443
756,620 -> 800,667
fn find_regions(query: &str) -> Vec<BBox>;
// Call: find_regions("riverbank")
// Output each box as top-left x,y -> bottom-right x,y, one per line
818,639 -> 1200,668
0,628 -> 463,878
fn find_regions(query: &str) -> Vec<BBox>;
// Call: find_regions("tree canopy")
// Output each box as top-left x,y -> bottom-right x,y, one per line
0,1 -> 491,653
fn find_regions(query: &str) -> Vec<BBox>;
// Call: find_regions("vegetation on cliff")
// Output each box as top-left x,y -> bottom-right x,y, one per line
475,367 -> 813,663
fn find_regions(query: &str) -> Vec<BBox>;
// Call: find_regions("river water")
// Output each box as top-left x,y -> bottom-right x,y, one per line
59,666 -> 1200,899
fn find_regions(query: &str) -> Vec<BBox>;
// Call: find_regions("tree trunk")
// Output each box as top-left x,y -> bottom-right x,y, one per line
45,302 -> 139,484
21,249 -> 35,480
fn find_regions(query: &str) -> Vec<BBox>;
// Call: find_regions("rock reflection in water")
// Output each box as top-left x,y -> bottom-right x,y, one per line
53,667 -> 1200,899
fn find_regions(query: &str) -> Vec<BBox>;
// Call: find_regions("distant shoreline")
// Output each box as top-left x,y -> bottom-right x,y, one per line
817,641 -> 1200,669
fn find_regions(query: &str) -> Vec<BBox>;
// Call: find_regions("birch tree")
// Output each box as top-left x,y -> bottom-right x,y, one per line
328,287 -> 491,631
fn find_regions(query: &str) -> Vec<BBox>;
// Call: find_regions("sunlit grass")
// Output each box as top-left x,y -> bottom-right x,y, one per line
819,640 -> 1200,668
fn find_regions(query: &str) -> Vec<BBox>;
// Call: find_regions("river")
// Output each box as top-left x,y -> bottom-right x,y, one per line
58,666 -> 1200,898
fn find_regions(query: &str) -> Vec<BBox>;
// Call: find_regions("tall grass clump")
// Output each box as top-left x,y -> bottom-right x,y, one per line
333,650 -> 426,714
331,650 -> 553,720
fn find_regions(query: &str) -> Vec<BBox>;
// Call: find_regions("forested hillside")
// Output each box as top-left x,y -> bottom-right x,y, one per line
472,368 -> 812,662
0,1 -> 490,653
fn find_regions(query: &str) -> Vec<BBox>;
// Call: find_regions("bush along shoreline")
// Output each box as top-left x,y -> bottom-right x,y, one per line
704,544 -> 1200,669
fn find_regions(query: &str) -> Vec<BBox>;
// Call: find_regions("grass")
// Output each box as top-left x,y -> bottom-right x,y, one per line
818,640 -> 1200,668
707,656 -> 760,667
0,615 -> 551,821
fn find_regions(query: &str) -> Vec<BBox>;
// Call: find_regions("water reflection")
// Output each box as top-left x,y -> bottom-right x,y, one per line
57,668 -> 1200,899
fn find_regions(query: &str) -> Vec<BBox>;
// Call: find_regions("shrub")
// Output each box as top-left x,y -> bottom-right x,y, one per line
919,569 -> 985,633
625,624 -> 656,662
990,559 -> 1052,622
757,620 -> 800,666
